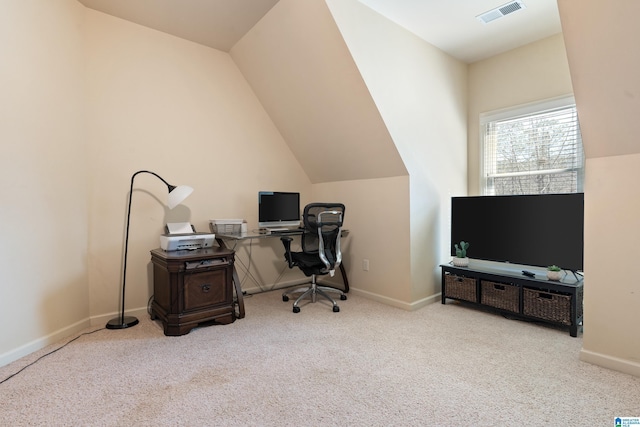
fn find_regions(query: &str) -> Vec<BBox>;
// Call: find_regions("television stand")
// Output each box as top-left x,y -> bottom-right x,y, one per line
440,263 -> 583,337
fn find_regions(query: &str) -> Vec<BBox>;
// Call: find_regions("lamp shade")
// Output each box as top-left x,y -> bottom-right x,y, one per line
167,185 -> 194,209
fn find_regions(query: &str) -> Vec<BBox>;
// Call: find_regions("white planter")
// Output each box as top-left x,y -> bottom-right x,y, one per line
452,257 -> 469,267
547,270 -> 562,281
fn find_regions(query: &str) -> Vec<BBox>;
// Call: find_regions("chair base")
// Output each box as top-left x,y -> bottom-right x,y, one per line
282,274 -> 346,313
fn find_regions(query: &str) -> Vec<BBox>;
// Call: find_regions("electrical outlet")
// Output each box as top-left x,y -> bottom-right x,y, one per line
362,259 -> 369,271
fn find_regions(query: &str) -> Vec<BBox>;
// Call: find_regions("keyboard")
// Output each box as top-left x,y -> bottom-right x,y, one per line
269,228 -> 300,235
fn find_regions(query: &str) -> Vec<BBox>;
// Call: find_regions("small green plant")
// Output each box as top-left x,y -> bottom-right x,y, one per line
547,265 -> 562,272
454,241 -> 469,258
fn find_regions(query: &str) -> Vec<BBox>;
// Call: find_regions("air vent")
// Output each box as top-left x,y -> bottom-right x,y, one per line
476,1 -> 526,24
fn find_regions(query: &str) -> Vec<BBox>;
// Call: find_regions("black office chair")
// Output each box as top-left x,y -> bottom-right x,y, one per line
281,203 -> 347,313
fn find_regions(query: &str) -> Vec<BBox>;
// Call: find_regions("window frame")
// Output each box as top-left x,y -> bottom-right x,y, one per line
479,95 -> 584,196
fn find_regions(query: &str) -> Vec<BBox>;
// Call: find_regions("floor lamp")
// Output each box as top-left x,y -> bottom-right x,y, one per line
106,170 -> 194,330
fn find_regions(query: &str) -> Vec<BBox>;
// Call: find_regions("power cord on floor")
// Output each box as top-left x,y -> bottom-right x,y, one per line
0,327 -> 105,385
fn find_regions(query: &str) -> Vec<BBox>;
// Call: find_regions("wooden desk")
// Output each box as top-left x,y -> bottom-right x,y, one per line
215,230 -> 350,294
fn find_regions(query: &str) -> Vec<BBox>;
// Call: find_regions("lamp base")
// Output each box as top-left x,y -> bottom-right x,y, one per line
106,316 -> 139,329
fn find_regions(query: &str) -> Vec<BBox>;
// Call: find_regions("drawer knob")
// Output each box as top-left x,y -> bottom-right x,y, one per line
201,284 -> 211,292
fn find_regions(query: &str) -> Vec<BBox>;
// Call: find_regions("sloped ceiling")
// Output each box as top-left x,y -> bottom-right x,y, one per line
77,0 -> 561,63
76,0 -> 565,182
230,0 -> 407,183
77,0 -> 279,52
558,0 -> 640,159
78,0 -> 406,183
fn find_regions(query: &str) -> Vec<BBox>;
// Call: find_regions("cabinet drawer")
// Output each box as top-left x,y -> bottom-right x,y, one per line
481,281 -> 519,313
444,274 -> 477,302
184,269 -> 230,311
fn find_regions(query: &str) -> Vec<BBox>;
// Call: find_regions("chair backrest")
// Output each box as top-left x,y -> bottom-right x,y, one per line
301,203 -> 345,273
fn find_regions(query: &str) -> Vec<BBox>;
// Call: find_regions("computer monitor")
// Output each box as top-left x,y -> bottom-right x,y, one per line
258,191 -> 301,229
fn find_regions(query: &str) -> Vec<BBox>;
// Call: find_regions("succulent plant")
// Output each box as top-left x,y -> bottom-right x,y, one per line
547,265 -> 562,271
454,241 -> 469,258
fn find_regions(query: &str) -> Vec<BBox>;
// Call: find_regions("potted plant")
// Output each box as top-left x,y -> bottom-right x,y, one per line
452,241 -> 470,267
547,265 -> 563,281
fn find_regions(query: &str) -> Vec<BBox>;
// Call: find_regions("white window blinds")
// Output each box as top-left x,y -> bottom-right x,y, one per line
481,96 -> 584,196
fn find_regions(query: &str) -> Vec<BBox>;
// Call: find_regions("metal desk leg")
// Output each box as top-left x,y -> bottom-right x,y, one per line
216,237 -> 245,318
340,263 -> 349,293
233,267 -> 245,319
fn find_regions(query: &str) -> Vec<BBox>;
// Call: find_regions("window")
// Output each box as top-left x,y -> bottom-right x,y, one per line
480,96 -> 584,195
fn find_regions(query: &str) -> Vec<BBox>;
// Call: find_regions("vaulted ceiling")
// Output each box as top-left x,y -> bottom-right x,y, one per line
78,0 -> 640,162
77,0 -> 280,52
77,0 -> 561,63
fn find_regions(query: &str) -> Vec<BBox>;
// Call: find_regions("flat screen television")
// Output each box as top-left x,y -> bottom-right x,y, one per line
258,191 -> 301,229
450,193 -> 584,272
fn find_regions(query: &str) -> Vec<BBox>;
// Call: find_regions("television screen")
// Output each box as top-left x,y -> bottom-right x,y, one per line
258,191 -> 301,228
450,193 -> 584,272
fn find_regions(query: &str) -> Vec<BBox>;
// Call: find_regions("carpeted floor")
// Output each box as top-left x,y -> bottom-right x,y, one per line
1,291 -> 638,426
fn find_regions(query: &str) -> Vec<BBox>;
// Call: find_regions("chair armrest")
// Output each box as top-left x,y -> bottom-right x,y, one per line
280,236 -> 295,268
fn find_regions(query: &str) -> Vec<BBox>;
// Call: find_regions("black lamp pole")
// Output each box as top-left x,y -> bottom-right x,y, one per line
106,170 -> 193,330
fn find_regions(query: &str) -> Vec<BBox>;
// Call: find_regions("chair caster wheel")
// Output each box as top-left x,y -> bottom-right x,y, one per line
333,306 -> 340,312
283,295 -> 289,302
340,295 -> 347,300
293,306 -> 300,313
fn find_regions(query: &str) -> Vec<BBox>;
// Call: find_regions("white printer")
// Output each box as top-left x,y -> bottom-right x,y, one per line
160,232 -> 215,251
160,222 -> 216,251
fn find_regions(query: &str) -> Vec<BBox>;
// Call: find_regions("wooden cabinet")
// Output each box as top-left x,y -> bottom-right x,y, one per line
441,264 -> 583,337
150,247 -> 238,336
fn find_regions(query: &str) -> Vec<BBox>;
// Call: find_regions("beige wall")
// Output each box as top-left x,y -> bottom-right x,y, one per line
326,0 -> 468,304
558,0 -> 640,377
0,0 -> 90,365
230,0 -> 406,184
231,0 -> 416,306
559,0 -> 640,160
467,33 -> 574,195
313,177 -> 411,305
580,154 -> 640,376
84,9 -> 312,322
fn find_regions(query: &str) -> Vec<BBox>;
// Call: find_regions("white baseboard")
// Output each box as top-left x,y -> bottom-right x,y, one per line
348,288 -> 440,311
580,348 -> 640,378
90,307 -> 150,328
0,318 -> 91,368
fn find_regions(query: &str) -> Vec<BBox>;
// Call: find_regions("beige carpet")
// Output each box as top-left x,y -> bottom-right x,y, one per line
1,291 -> 638,426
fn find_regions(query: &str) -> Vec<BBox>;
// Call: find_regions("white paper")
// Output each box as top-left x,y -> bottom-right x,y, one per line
167,222 -> 193,234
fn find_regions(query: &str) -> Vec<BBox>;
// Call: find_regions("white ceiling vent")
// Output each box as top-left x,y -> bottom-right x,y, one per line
476,1 -> 526,24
